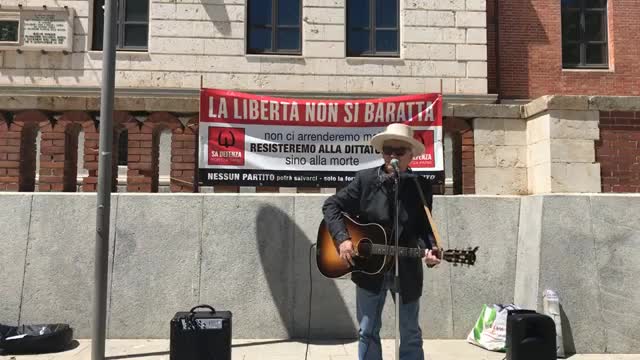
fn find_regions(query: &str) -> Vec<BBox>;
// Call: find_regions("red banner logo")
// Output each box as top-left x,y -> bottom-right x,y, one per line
208,127 -> 245,166
410,130 -> 435,168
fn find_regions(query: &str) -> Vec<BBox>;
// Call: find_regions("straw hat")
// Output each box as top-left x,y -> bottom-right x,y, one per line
370,123 -> 425,156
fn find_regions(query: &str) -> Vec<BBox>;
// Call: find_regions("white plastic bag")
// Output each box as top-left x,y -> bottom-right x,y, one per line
466,303 -> 520,351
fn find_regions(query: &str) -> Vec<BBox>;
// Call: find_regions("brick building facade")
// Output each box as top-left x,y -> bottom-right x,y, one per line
488,0 -> 640,100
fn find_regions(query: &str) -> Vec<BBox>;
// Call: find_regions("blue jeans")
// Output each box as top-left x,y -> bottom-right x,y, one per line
356,271 -> 424,360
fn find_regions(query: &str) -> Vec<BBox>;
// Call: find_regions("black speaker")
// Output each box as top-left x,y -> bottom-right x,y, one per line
170,305 -> 232,360
506,309 -> 556,360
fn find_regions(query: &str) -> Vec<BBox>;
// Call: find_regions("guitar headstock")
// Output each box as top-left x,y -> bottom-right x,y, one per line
443,246 -> 478,266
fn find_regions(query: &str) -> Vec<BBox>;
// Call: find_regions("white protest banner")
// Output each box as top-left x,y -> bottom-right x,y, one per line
198,88 -> 443,187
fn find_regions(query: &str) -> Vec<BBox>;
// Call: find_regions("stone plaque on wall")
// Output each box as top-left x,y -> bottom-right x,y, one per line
0,6 -> 74,51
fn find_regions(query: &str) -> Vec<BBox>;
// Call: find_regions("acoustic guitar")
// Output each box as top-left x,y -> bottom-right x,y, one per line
316,213 -> 478,279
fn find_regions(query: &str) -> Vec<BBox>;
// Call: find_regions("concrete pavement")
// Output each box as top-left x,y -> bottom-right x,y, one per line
1,339 -> 639,360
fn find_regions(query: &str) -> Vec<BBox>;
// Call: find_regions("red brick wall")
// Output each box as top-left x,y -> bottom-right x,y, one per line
596,111 -> 640,192
489,0 -> 640,99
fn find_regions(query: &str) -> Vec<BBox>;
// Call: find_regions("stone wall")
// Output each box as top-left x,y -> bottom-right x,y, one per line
1,193 -> 639,354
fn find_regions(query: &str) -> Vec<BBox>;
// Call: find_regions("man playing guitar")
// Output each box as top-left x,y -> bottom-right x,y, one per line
322,123 -> 440,360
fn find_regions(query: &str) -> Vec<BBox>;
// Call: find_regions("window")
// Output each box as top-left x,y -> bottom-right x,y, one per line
347,0 -> 399,57
92,0 -> 149,51
247,0 -> 301,55
561,0 -> 608,68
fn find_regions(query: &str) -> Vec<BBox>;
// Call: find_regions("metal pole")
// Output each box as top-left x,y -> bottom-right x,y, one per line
92,0 -> 117,358
394,175 -> 400,360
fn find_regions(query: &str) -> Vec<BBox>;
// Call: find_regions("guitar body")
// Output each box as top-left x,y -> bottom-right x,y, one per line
316,214 -> 391,278
316,214 -> 479,279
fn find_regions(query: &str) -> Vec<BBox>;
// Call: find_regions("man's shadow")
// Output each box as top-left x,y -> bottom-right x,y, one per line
256,199 -> 357,341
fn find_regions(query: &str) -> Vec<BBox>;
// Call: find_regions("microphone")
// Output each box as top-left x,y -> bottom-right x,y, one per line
390,159 -> 400,176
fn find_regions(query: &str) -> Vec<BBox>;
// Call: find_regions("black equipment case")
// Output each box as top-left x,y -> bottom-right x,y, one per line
506,309 -> 557,360
170,305 -> 232,360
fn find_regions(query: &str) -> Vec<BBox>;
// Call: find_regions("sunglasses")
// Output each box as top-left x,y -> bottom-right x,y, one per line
382,146 -> 409,156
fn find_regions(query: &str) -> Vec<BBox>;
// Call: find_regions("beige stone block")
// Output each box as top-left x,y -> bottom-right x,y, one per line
259,58 -> 307,75
496,146 -> 527,168
442,78 -> 456,93
403,10 -> 428,26
305,24 -> 345,41
380,77 -> 426,93
441,0 -> 465,10
504,118 -> 526,145
453,105 -> 520,118
550,163 -> 601,193
549,110 -> 600,140
74,17 -> 88,35
180,73 -> 204,88
303,7 -> 344,24
456,78 -> 487,94
53,71 -> 84,86
114,96 -> 146,111
475,145 -> 497,167
169,4 -> 244,21
204,39 -> 245,55
467,61 -> 487,77
382,63 -> 413,77
58,1 -> 89,17
473,118 -> 505,145
455,11 -> 486,27
412,61 -> 465,77
143,97 -> 199,113
197,56 -> 261,73
442,28 -> 467,43
528,162 -> 551,194
308,59 -> 339,75
73,35 -> 87,53
426,11 -> 455,26
466,0 -> 486,10
526,113 -> 551,145
466,28 -> 487,44
305,41 -> 344,58
306,0 -> 344,5
424,78 -> 446,92
150,21 -> 245,38
151,3 -> 177,19
456,44 -> 487,61
336,62 -> 383,75
204,72 -> 248,90
527,140 -> 551,167
420,0 -> 466,10
475,168 -> 528,195
550,139 -> 596,163
589,96 -> 640,112
405,44 -> 456,60
404,27 -> 444,43
151,38 -> 204,54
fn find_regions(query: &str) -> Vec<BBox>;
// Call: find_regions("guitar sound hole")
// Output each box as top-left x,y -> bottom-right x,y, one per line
357,239 -> 373,258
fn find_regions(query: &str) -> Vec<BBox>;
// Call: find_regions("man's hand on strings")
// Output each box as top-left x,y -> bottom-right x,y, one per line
424,247 -> 441,268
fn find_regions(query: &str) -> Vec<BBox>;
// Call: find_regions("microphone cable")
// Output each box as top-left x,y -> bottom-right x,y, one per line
305,242 -> 316,360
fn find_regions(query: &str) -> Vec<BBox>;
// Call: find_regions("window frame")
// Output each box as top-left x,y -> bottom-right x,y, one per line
346,0 -> 400,58
561,0 -> 608,69
92,0 -> 149,52
246,0 -> 302,55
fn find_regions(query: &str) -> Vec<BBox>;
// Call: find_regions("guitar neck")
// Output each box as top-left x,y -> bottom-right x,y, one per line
370,244 -> 424,258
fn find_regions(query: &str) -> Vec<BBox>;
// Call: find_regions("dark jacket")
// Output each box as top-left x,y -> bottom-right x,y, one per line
321,165 -> 435,304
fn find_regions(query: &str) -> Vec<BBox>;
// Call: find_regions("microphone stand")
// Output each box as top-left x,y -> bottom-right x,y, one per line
393,168 -> 400,360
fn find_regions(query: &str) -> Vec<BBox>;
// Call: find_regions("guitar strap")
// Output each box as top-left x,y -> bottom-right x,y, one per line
412,177 -> 443,250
